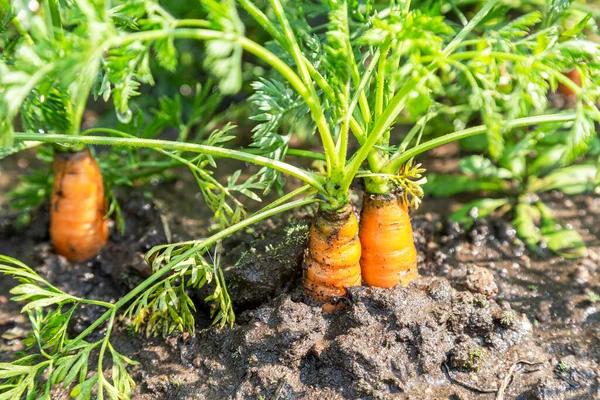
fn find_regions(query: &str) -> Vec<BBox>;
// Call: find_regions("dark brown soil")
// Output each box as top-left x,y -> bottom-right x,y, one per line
1,160 -> 599,399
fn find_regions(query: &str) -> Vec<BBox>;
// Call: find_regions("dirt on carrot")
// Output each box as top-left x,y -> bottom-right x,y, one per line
303,204 -> 362,304
359,192 -> 417,288
50,149 -> 109,261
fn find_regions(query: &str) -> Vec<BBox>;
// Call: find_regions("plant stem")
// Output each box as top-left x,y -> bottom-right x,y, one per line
375,43 -> 390,118
251,185 -> 314,216
342,75 -> 421,192
386,113 -> 577,172
12,16 -> 34,45
173,19 -> 211,28
243,146 -> 326,161
84,299 -> 114,309
237,0 -> 286,44
342,0 -> 503,194
268,0 -> 338,176
61,197 -> 317,352
13,132 -> 326,192
286,149 -> 327,161
443,0 -> 499,56
45,0 -> 63,41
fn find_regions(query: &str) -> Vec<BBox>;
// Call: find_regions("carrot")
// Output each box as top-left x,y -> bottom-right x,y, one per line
557,69 -> 581,98
303,204 -> 362,303
50,149 -> 109,261
359,192 -> 417,288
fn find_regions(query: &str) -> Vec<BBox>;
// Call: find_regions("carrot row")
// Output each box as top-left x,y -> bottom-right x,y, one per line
48,149 -> 415,298
49,151 -> 414,298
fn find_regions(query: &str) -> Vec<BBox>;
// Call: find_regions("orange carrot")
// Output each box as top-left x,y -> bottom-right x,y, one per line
557,69 -> 581,98
50,149 -> 109,261
359,192 -> 417,288
303,204 -> 362,303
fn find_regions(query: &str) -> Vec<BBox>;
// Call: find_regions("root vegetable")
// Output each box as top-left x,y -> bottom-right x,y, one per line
303,204 -> 361,303
359,192 -> 417,288
557,69 -> 581,98
50,149 -> 109,261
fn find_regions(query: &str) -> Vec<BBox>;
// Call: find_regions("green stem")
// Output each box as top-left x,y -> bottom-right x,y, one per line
386,113 -> 577,172
62,197 -> 316,351
243,146 -> 326,161
236,0 -> 344,124
348,50 -> 380,124
343,0 -> 503,193
220,4 -> 368,155
46,0 -> 63,41
12,16 -> 34,45
375,43 -> 390,118
443,0 -> 499,56
237,0 -> 286,44
251,185 -> 314,216
342,75 -> 421,192
268,0 -> 338,175
83,299 -> 114,309
342,6 -> 371,126
286,148 -> 327,161
13,132 -> 326,192
96,310 -> 116,398
173,19 -> 211,28
397,105 -> 469,152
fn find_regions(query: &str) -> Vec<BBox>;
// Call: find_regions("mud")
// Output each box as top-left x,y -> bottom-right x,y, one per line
1,173 -> 599,398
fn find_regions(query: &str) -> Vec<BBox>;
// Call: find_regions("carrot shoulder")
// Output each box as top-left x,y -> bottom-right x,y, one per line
359,192 -> 417,288
50,149 -> 109,261
303,204 -> 362,303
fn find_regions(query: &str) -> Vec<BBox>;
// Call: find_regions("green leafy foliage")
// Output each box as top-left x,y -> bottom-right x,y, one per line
21,89 -> 72,135
202,0 -> 244,94
428,121 -> 598,256
248,78 -> 310,193
537,201 -> 586,258
2,1 -> 600,398
188,124 -> 265,230
126,241 -> 234,336
0,256 -> 136,400
562,103 -> 596,164
450,198 -> 510,228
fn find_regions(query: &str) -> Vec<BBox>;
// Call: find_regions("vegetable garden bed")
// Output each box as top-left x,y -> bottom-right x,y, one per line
1,156 -> 598,399
1,0 -> 600,398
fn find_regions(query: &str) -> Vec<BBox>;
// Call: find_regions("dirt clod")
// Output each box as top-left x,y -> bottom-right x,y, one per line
449,338 -> 485,372
465,266 -> 499,299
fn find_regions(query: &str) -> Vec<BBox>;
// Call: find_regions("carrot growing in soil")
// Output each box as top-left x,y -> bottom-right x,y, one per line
354,1 -> 600,288
7,0 -> 585,301
304,204 -> 361,301
359,192 -> 417,288
51,149 -> 109,261
0,0 -> 114,260
2,1 -> 599,397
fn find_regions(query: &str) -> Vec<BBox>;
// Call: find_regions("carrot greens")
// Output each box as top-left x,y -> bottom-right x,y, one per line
1,0 -> 599,398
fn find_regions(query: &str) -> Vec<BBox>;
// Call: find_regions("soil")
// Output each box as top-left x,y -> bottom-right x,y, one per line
1,153 -> 599,399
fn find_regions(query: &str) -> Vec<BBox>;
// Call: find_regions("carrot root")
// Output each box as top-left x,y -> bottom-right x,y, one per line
303,204 -> 362,303
359,192 -> 417,288
50,149 -> 109,261
557,69 -> 581,98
